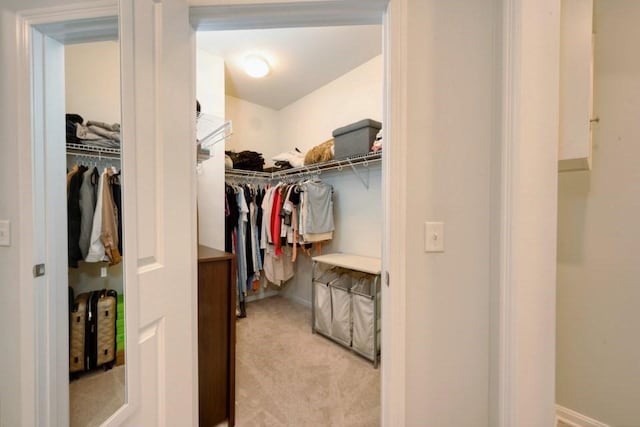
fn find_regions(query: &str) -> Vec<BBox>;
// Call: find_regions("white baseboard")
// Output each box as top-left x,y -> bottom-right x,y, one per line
245,289 -> 279,303
283,294 -> 312,308
556,405 -> 610,427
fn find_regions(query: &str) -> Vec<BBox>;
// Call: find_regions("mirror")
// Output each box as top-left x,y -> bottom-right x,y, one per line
59,15 -> 126,427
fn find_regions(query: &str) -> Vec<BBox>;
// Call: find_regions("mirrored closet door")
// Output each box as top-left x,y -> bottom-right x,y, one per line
54,14 -> 127,427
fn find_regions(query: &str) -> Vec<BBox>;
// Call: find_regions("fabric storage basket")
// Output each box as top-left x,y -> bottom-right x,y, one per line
329,273 -> 353,345
332,119 -> 382,159
314,269 -> 341,335
351,275 -> 377,358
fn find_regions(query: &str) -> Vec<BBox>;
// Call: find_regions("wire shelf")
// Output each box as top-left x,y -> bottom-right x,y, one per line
66,144 -> 120,161
225,152 -> 382,188
66,143 -> 121,156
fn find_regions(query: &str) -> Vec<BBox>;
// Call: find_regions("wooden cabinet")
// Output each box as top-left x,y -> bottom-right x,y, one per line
197,246 -> 236,427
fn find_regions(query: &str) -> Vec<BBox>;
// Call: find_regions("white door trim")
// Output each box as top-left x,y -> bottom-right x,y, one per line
497,0 -> 560,425
382,1 -> 407,425
497,0 -> 518,423
556,405 -> 611,427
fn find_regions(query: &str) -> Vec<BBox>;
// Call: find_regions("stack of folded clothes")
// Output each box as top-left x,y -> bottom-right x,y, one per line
66,113 -> 121,149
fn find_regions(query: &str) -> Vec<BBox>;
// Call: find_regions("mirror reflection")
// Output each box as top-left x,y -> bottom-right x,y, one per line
65,32 -> 126,426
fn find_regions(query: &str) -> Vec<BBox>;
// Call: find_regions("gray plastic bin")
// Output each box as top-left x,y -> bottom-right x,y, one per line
332,119 -> 382,159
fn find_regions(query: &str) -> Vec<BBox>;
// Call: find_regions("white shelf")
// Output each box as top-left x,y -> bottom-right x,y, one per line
312,253 -> 381,275
66,143 -> 121,160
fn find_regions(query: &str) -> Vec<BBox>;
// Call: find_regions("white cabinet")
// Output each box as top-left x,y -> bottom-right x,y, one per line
311,253 -> 381,367
559,0 -> 595,172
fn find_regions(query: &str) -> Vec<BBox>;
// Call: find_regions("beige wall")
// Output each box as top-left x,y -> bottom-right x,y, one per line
402,1 -> 496,424
278,55 -> 383,155
556,0 -> 640,424
65,41 -> 121,125
197,50 -> 226,251
225,95 -> 281,164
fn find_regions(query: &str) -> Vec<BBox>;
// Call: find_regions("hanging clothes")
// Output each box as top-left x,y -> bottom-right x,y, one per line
101,168 -> 121,266
82,166 -> 123,266
78,166 -> 99,259
68,165 -> 88,268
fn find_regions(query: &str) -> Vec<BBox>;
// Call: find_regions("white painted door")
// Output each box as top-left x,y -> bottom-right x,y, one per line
22,0 -> 195,424
118,0 -> 198,425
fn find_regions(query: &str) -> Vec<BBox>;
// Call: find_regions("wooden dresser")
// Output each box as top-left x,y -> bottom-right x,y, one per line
197,246 -> 236,427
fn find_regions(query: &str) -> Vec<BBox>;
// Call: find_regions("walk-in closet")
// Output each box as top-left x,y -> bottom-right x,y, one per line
195,25 -> 384,426
64,38 -> 126,426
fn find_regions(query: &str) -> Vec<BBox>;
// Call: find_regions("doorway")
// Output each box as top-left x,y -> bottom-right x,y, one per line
196,23 -> 384,425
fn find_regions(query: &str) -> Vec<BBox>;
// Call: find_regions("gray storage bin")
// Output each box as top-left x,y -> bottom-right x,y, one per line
352,293 -> 375,357
314,281 -> 331,335
330,274 -> 353,345
332,119 -> 382,159
351,275 -> 377,357
313,268 -> 341,335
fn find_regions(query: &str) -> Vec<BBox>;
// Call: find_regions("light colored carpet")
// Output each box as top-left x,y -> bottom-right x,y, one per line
69,365 -> 125,427
68,297 -> 380,427
236,296 -> 380,427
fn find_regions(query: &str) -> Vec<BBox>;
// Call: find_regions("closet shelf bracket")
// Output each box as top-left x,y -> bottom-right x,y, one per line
346,158 -> 369,189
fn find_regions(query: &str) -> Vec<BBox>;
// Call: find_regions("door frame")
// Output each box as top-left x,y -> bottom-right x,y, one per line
15,1 -> 142,426
189,1 -> 405,424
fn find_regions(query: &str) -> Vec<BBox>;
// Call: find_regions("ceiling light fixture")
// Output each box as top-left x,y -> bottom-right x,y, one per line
243,55 -> 270,78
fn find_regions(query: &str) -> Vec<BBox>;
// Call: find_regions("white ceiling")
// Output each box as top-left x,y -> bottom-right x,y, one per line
196,25 -> 382,110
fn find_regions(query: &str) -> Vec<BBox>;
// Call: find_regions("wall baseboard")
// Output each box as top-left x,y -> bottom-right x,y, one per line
556,405 -> 610,427
283,294 -> 312,308
245,289 -> 279,303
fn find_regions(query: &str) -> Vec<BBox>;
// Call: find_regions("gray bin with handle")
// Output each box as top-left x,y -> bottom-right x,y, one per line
313,269 -> 341,336
329,274 -> 353,345
332,119 -> 382,159
351,275 -> 379,358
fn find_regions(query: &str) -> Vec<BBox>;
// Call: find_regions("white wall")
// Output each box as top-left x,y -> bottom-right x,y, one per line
556,1 -> 640,424
401,1 -> 495,425
68,263 -> 124,295
278,55 -> 382,155
225,95 -> 280,166
197,50 -> 226,250
65,41 -> 121,125
0,9 -> 27,427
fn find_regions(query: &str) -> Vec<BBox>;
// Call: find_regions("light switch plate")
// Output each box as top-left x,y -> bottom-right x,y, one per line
0,220 -> 10,247
425,222 -> 444,252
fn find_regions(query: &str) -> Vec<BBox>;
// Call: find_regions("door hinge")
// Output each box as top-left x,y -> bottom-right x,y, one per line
33,264 -> 45,278
385,270 -> 390,287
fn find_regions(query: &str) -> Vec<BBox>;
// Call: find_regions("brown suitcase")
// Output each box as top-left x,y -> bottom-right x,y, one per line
69,289 -> 117,375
